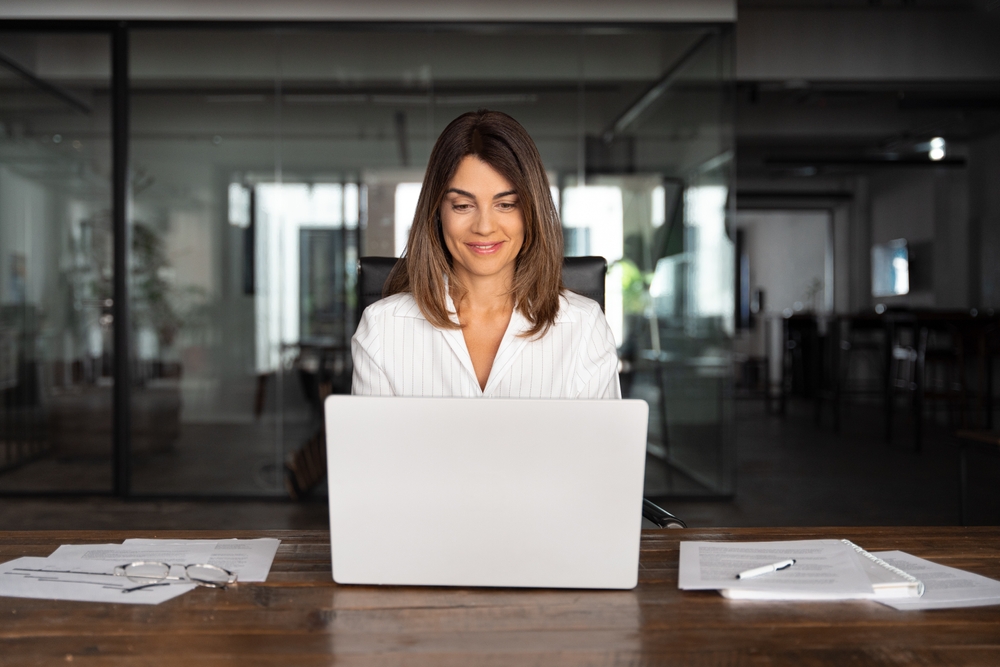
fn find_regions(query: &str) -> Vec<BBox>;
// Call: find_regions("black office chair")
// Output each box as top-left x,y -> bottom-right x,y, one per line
357,255 -> 687,529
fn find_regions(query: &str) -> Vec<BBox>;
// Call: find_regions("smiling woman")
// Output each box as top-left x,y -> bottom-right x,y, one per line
440,155 -> 525,289
352,110 -> 621,398
437,156 -> 526,388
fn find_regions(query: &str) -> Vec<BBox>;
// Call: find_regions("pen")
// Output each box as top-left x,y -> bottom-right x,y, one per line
736,559 -> 796,580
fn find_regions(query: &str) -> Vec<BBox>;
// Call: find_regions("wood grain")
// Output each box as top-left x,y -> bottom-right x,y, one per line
1,527 -> 998,666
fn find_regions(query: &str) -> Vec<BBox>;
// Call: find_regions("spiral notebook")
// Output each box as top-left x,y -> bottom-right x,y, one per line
679,539 -> 925,601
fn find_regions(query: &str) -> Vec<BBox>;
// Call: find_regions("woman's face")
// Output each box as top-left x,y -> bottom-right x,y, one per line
440,155 -> 525,288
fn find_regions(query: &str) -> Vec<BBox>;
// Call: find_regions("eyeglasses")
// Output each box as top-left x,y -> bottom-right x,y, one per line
114,561 -> 238,591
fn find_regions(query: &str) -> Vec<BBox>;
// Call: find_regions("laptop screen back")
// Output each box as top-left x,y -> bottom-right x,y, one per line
325,396 -> 648,589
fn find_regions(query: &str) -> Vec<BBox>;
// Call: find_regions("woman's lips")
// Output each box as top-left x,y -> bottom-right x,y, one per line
465,241 -> 504,255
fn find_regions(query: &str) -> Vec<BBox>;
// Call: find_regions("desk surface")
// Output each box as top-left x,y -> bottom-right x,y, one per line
2,527 -> 999,666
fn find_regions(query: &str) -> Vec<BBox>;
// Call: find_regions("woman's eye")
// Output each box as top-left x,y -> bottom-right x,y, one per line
452,203 -> 473,211
497,201 -> 517,211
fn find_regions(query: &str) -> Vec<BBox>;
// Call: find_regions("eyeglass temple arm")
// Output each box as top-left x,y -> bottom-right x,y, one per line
642,498 -> 687,529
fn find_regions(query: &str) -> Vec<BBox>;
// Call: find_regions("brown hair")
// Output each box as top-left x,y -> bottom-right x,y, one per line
383,109 -> 563,337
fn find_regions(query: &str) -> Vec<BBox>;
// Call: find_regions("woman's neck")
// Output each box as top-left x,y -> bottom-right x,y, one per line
450,269 -> 514,318
449,269 -> 516,391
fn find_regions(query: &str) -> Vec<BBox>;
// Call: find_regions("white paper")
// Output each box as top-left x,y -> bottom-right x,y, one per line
0,538 -> 280,606
872,551 -> 1000,611
0,557 -> 195,605
46,542 -> 218,567
122,538 -> 281,582
679,540 -> 875,600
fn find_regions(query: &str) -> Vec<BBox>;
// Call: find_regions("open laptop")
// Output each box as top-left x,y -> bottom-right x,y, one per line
324,396 -> 649,590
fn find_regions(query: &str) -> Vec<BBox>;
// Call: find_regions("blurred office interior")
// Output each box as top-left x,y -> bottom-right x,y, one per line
0,0 -> 998,528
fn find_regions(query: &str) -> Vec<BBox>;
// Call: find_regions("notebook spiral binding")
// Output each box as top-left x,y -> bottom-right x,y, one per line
842,539 -> 926,596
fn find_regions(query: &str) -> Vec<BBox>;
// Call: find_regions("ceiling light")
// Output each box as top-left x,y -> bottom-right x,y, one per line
929,137 -> 945,161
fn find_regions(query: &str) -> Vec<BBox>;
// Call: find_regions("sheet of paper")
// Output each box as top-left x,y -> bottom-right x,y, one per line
46,542 -> 219,569
872,551 -> 1000,611
0,557 -> 194,605
679,540 -> 874,599
122,538 -> 281,582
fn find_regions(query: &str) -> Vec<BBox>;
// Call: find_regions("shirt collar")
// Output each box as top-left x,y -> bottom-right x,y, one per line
391,273 -> 579,326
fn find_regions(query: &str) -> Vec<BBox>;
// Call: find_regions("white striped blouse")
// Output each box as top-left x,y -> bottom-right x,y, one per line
351,289 -> 621,399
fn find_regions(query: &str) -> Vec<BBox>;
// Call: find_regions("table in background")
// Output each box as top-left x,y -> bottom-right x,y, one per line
779,311 -> 999,450
1,527 -> 999,665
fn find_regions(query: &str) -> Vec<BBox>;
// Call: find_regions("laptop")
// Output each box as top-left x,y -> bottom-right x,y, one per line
324,396 -> 648,590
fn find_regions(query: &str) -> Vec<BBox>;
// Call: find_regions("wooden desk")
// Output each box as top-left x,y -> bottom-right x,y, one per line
2,527 -> 999,665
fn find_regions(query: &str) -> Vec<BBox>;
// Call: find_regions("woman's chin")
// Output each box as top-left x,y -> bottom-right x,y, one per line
453,256 -> 516,281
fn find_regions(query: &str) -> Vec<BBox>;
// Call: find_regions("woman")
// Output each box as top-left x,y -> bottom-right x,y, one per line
352,109 -> 620,399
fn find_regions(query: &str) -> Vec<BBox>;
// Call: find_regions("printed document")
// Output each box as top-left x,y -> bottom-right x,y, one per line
679,540 -> 876,600
0,556 -> 195,605
872,551 -> 1000,611
0,538 -> 281,605
46,542 -> 218,568
122,538 -> 281,582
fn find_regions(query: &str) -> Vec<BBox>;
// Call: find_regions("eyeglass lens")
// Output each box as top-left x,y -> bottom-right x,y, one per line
123,562 -> 171,583
185,564 -> 236,586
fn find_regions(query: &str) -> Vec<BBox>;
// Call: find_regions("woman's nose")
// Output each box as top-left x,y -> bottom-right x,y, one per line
469,208 -> 498,235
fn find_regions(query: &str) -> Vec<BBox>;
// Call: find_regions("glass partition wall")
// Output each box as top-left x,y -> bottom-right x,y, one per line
0,23 -> 734,498
0,32 -> 114,492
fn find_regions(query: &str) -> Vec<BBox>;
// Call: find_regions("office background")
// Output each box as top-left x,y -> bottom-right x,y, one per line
0,0 -> 998,528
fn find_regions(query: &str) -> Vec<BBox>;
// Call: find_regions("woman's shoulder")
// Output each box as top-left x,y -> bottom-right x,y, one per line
558,289 -> 605,322
360,292 -> 423,322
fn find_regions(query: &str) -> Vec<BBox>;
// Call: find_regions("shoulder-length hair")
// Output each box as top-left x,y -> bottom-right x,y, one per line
384,109 -> 563,338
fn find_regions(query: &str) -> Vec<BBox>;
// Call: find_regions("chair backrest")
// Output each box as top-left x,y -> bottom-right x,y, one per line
357,256 -> 607,318
353,255 -> 687,529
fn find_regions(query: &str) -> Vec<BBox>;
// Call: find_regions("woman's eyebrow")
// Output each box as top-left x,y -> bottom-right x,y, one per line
444,188 -> 517,199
